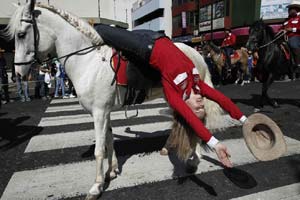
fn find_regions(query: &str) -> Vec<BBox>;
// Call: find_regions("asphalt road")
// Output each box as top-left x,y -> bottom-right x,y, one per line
1,80 -> 300,200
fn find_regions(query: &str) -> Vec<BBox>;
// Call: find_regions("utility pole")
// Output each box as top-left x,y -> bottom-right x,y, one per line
98,0 -> 101,21
210,0 -> 214,40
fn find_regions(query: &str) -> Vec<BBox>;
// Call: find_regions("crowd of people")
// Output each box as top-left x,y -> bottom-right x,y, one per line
0,52 -> 77,106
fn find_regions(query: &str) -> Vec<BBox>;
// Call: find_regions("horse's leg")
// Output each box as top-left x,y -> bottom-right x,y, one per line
86,110 -> 109,199
260,73 -> 278,109
105,124 -> 119,180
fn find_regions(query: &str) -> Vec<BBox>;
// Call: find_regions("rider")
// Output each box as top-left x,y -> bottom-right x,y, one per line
95,24 -> 248,168
282,1 -> 300,69
221,28 -> 236,68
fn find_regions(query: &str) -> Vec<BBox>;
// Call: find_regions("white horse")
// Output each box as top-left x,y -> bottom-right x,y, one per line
4,1 -> 227,199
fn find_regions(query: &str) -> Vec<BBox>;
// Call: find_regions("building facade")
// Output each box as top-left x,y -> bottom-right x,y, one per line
172,0 -> 291,46
172,0 -> 199,42
131,0 -> 172,37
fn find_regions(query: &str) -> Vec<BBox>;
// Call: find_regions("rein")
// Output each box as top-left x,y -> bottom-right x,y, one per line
14,14 -> 102,67
14,17 -> 40,66
257,30 -> 286,49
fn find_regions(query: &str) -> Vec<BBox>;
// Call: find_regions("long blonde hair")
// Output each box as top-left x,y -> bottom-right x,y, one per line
165,112 -> 201,161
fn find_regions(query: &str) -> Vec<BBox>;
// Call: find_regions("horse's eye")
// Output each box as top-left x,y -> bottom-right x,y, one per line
17,32 -> 26,39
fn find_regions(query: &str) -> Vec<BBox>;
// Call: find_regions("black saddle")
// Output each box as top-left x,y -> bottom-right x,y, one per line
123,61 -> 160,106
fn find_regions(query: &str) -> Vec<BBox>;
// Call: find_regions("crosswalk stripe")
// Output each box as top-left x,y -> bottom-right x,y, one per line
50,98 -> 79,104
2,137 -> 300,200
28,113 -> 239,153
49,97 -> 166,105
45,104 -> 83,113
24,121 -> 172,153
38,107 -> 171,127
230,183 -> 300,200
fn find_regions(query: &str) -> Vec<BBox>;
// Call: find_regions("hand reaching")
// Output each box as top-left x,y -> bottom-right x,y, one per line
215,143 -> 233,168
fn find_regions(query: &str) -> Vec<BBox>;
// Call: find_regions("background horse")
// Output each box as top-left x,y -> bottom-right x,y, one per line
246,19 -> 294,111
4,1 -> 228,199
203,41 -> 250,86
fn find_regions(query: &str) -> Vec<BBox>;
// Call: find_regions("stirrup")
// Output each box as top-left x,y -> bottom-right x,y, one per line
125,105 -> 139,119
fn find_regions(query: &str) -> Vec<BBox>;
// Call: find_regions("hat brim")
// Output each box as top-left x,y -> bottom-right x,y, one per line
287,4 -> 300,9
242,113 -> 287,161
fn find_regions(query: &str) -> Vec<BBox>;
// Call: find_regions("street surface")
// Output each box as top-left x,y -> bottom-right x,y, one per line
1,80 -> 300,200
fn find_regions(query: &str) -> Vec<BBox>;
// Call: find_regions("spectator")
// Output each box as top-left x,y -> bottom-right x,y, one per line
66,76 -> 77,98
36,63 -> 51,100
0,48 -> 10,104
53,58 -> 68,99
15,71 -> 30,102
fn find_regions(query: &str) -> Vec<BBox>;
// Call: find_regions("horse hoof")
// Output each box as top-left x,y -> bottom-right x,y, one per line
160,147 -> 169,156
109,169 -> 120,179
85,193 -> 99,200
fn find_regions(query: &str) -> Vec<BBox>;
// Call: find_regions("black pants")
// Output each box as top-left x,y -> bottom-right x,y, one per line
0,76 -> 9,101
95,24 -> 164,65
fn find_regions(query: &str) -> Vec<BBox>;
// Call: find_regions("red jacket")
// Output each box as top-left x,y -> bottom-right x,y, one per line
150,37 -> 244,143
221,33 -> 236,47
282,14 -> 300,38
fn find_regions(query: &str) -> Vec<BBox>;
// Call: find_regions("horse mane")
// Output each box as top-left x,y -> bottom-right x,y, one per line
37,4 -> 103,45
2,3 -> 104,45
1,5 -> 24,40
252,20 -> 275,39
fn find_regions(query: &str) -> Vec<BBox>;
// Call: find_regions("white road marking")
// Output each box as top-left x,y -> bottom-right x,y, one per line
46,98 -> 167,113
25,122 -> 172,153
2,137 -> 300,200
38,107 -> 171,127
50,98 -> 79,104
45,104 -> 83,113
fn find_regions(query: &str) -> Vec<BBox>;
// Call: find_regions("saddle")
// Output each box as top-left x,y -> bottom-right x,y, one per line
280,42 -> 291,61
111,49 -> 160,106
230,51 -> 241,60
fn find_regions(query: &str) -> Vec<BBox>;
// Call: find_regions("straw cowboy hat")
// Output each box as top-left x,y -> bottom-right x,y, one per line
242,113 -> 287,161
287,0 -> 300,9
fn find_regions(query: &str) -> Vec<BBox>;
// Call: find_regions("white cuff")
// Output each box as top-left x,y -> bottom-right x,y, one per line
207,136 -> 219,149
292,28 -> 297,32
239,115 -> 247,124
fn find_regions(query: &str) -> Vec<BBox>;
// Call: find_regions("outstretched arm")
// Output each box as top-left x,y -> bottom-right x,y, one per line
163,81 -> 233,167
198,80 -> 247,123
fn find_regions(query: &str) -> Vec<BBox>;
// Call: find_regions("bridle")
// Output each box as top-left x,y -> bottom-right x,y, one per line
13,10 -> 102,67
249,26 -> 287,50
14,14 -> 40,66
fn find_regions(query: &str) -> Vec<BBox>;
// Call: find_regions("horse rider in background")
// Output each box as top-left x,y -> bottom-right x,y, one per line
95,24 -> 248,168
221,28 -> 236,69
282,1 -> 300,70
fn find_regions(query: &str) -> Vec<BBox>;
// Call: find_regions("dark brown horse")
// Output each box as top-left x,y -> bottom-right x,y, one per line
246,19 -> 295,111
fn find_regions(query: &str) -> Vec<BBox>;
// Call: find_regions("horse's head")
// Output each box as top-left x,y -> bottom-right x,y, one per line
246,20 -> 265,51
246,19 -> 274,52
7,0 -> 56,76
202,41 -> 221,56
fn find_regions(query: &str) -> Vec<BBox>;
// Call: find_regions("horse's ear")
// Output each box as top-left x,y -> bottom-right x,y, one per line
28,0 -> 36,12
24,0 -> 35,17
